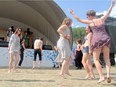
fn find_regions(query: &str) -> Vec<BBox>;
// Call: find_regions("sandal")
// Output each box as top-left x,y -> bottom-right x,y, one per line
107,77 -> 111,83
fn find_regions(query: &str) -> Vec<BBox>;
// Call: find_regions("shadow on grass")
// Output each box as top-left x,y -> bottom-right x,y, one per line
111,83 -> 116,86
95,73 -> 116,76
102,83 -> 116,86
0,79 -> 55,83
70,77 -> 98,81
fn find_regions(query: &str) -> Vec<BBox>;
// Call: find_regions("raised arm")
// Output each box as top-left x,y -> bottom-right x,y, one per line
101,0 -> 115,21
69,9 -> 91,24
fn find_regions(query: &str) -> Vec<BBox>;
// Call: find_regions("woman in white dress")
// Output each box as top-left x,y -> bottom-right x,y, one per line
8,28 -> 22,73
57,17 -> 72,78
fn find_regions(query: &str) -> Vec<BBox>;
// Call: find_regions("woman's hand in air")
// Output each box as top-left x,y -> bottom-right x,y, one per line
112,0 -> 115,6
69,9 -> 74,14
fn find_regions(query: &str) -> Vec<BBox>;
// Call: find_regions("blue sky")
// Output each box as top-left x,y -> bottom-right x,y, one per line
54,0 -> 116,27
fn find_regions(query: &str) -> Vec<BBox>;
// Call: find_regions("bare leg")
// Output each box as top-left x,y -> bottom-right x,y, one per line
8,53 -> 14,73
38,60 -> 41,68
33,61 -> 36,69
82,53 -> 90,79
86,57 -> 95,79
59,60 -> 67,78
13,53 -> 20,70
65,58 -> 72,76
93,48 -> 104,83
102,45 -> 111,83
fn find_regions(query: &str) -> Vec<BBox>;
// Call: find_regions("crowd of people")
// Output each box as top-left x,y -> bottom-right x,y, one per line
56,0 -> 114,83
6,0 -> 115,84
7,27 -> 44,72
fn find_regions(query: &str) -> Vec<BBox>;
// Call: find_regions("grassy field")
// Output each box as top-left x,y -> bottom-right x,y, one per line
0,66 -> 116,87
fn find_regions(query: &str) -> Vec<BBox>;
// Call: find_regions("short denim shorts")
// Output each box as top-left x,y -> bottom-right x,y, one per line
82,46 -> 89,53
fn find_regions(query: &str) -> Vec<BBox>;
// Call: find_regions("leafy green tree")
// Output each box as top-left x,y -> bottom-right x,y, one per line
72,27 -> 86,43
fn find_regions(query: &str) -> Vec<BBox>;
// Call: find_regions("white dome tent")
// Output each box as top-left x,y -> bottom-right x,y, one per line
0,0 -> 68,46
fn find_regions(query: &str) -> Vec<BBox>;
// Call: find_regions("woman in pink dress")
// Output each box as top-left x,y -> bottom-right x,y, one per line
69,0 -> 115,83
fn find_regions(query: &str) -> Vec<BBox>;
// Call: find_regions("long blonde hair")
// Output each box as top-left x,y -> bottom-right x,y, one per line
61,17 -> 72,26
14,28 -> 22,36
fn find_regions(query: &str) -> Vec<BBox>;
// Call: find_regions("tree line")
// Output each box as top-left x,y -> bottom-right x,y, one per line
72,27 -> 86,43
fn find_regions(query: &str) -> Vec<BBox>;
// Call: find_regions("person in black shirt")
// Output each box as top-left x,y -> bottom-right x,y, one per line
18,39 -> 26,67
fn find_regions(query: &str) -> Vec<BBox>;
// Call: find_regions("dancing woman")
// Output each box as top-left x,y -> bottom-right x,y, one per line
81,26 -> 95,79
57,17 -> 72,78
69,0 -> 115,83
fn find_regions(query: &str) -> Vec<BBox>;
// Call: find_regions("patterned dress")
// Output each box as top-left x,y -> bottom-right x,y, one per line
9,34 -> 20,53
90,24 -> 110,50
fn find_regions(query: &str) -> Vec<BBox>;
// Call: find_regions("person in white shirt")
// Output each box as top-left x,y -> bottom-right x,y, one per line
8,28 -> 22,73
